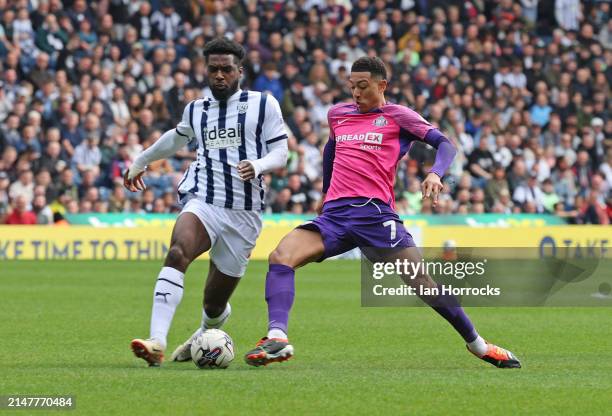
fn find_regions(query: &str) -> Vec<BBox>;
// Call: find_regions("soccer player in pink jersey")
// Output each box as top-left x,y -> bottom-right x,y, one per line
245,57 -> 521,369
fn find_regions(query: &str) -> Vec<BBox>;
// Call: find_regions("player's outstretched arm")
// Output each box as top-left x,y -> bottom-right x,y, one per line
237,138 -> 288,181
124,128 -> 190,192
421,129 -> 457,206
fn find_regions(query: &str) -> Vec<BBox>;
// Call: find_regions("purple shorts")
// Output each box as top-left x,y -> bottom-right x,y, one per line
297,197 -> 416,261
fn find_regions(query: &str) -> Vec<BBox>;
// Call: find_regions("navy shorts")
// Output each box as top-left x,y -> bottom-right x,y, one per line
297,197 -> 416,261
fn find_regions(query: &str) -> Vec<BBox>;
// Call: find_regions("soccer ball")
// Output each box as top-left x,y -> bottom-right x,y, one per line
190,329 -> 235,369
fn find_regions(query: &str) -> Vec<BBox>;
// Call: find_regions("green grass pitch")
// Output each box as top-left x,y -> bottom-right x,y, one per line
1,260 -> 611,415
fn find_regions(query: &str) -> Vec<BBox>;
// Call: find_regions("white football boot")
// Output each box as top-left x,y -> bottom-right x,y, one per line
170,328 -> 202,362
131,338 -> 165,367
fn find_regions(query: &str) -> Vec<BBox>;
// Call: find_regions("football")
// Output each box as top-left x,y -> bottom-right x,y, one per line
190,329 -> 235,369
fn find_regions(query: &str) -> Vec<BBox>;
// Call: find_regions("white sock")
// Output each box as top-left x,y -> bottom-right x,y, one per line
202,303 -> 231,329
150,267 -> 184,349
467,335 -> 488,356
267,328 -> 288,340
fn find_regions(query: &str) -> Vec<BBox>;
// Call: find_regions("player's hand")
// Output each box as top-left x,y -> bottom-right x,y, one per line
238,160 -> 256,181
123,166 -> 146,192
421,172 -> 443,207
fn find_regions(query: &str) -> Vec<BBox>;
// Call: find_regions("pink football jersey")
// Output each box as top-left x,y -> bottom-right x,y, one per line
325,102 -> 433,208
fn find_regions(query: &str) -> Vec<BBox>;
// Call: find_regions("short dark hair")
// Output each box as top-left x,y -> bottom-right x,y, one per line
351,56 -> 387,80
202,37 -> 246,65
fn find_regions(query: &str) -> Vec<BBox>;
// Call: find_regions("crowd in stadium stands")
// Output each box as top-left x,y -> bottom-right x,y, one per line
0,0 -> 610,225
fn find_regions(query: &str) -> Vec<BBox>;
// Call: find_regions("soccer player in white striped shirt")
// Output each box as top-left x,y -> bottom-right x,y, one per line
125,38 -> 289,366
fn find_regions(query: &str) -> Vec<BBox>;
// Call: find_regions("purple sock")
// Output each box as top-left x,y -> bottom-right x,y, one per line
426,284 -> 478,343
265,264 -> 295,334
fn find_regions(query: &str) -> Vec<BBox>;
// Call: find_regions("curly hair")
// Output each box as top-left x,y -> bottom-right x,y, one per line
202,37 -> 246,65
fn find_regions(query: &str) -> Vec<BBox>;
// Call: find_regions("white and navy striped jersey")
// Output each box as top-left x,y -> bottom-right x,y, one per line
175,89 -> 287,211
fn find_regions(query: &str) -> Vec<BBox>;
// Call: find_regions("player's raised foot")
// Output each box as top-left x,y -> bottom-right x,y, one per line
131,338 -> 165,367
469,342 -> 521,368
170,329 -> 202,362
244,337 -> 294,367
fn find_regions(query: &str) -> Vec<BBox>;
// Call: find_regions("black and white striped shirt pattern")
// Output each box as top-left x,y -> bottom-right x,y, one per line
175,89 -> 287,211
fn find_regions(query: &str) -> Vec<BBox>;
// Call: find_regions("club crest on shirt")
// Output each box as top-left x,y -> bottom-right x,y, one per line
373,116 -> 388,127
237,102 -> 249,114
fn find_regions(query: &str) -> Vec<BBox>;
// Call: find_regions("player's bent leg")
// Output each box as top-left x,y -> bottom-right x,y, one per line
202,261 -> 239,325
245,229 -> 325,367
132,211 -> 213,366
268,228 -> 326,269
164,212 -> 213,272
390,246 -> 521,369
171,262 -> 238,362
266,229 -> 325,340
367,246 -> 438,295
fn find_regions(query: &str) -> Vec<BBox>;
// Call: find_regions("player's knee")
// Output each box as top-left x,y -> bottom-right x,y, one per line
268,247 -> 293,267
165,245 -> 189,270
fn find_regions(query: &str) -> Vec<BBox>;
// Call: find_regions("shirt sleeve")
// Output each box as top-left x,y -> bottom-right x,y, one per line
322,105 -> 341,193
385,104 -> 434,140
175,100 -> 196,140
423,129 -> 457,178
322,137 -> 336,193
262,95 -> 288,145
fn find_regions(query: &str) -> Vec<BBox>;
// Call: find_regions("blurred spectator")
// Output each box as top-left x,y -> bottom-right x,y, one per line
573,150 -> 594,193
72,135 -> 101,176
271,188 -> 291,213
541,178 -> 561,213
142,188 -> 156,213
151,2 -> 181,42
555,0 -> 581,31
403,178 -> 422,214
109,184 -> 127,213
485,165 -> 510,209
32,194 -> 53,224
581,191 -> 609,224
513,173 -> 546,213
253,62 -> 284,104
287,173 -> 311,213
8,169 -> 34,205
468,139 -> 494,188
56,167 -> 79,202
36,14 -> 68,58
530,94 -> 552,127
0,171 -> 10,220
302,133 -> 322,182
130,2 -> 159,41
4,195 -> 36,224
2,115 -> 22,150
35,168 -> 58,202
